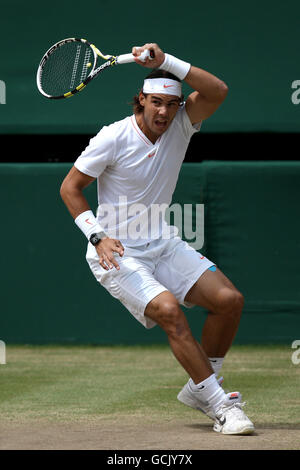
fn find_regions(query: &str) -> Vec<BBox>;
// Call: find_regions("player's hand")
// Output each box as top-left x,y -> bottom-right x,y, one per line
95,237 -> 124,271
132,43 -> 165,68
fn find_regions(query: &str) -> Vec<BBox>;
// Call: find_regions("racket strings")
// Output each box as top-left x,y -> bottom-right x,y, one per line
80,48 -> 93,83
40,42 -> 94,96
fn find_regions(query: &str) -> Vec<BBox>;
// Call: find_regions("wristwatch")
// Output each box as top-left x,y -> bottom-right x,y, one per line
89,232 -> 107,246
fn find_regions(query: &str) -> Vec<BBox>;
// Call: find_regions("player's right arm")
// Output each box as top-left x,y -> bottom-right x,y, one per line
60,165 -> 94,219
60,166 -> 124,271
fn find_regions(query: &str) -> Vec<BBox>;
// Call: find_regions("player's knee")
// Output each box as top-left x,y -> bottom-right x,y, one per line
215,288 -> 244,318
157,302 -> 188,338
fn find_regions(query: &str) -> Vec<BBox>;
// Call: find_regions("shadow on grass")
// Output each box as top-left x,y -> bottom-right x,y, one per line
185,422 -> 300,431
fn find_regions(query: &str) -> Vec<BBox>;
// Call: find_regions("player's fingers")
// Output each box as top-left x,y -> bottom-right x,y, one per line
114,241 -> 125,256
106,253 -> 120,271
134,55 -> 153,67
143,43 -> 159,56
134,44 -> 163,68
132,46 -> 142,57
132,45 -> 154,60
134,57 -> 146,66
132,49 -> 146,66
140,43 -> 156,50
99,255 -> 109,271
101,253 -> 115,270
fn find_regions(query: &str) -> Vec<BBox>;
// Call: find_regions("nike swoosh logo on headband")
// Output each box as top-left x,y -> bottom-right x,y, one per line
163,84 -> 174,88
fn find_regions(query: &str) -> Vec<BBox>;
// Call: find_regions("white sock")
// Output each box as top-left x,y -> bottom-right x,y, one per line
190,373 -> 226,413
209,357 -> 224,377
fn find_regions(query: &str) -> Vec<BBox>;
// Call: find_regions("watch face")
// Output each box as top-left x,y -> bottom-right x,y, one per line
90,234 -> 99,245
90,232 -> 106,245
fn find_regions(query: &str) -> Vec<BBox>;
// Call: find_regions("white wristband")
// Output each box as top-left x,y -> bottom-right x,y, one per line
158,53 -> 191,80
75,210 -> 106,240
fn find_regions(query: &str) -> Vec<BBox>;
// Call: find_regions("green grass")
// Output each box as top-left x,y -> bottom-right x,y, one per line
0,344 -> 299,426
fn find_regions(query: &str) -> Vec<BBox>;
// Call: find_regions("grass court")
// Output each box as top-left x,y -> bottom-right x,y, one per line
0,344 -> 299,450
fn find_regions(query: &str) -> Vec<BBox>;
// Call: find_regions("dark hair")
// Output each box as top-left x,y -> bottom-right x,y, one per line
131,69 -> 184,114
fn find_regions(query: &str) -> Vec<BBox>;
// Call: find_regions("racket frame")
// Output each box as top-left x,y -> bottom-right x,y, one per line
37,38 -> 124,100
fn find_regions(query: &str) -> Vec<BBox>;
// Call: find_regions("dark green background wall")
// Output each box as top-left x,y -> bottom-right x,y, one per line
0,0 -> 299,134
1,1 -> 299,345
1,162 -> 299,345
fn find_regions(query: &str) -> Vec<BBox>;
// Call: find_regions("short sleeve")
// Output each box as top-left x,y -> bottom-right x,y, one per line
74,126 -> 116,178
175,103 -> 202,141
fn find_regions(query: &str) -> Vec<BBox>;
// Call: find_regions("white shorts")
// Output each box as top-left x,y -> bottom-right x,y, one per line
86,236 -> 215,329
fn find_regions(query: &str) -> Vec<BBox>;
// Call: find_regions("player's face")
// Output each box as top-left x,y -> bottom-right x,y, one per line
139,93 -> 181,139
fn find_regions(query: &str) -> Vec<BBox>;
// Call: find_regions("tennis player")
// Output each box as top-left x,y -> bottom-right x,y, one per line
60,43 -> 254,435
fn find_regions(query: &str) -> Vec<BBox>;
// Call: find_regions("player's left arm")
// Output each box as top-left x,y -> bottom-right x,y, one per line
184,66 -> 228,124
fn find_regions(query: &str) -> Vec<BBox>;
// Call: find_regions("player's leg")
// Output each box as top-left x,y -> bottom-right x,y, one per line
178,267 -> 253,434
144,290 -> 214,384
184,266 -> 244,359
144,290 -> 249,427
152,239 -> 252,427
145,289 -> 254,434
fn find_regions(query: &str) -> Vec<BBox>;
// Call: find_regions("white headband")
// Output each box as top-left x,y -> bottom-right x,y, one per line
143,78 -> 182,97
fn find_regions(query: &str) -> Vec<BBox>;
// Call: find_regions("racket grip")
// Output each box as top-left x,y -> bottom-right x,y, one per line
117,49 -> 154,65
116,53 -> 135,64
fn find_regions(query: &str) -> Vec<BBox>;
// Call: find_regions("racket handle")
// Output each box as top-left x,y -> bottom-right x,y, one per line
117,49 -> 154,65
116,53 -> 135,64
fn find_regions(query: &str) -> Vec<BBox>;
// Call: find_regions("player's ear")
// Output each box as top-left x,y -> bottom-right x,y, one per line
139,92 -> 146,107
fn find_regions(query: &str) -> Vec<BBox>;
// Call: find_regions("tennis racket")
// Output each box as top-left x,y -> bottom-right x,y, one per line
36,38 -> 155,99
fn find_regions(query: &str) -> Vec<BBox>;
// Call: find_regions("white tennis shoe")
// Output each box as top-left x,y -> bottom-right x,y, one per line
177,378 -> 254,434
213,400 -> 255,435
177,377 -> 235,420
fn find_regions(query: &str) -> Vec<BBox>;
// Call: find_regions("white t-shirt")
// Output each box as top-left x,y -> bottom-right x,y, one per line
74,103 -> 201,246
